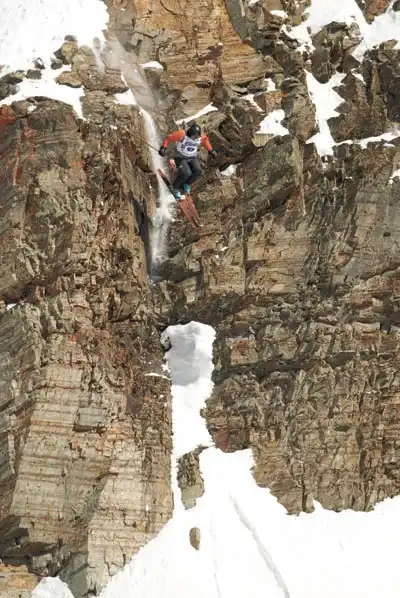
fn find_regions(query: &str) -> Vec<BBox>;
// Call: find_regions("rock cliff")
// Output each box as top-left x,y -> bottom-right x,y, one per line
1,0 -> 400,595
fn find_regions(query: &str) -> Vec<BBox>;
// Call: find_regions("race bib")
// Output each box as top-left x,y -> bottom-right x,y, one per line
177,135 -> 201,157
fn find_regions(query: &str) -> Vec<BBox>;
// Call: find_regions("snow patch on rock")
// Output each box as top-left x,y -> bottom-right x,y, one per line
257,109 -> 289,137
1,67 -> 85,118
286,0 -> 400,58
177,104 -> 218,125
306,71 -> 345,156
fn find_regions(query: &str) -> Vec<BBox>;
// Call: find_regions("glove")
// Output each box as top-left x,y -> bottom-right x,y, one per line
158,146 -> 166,157
209,149 -> 217,158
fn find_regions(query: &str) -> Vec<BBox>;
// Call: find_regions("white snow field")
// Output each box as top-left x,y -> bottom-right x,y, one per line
33,321 -> 400,598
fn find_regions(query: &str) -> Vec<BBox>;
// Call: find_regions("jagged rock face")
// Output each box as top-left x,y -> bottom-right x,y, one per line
330,70 -> 387,142
0,93 -> 172,594
2,0 -> 400,595
148,7 -> 400,517
161,133 -> 400,514
370,43 -> 400,122
107,0 -> 268,115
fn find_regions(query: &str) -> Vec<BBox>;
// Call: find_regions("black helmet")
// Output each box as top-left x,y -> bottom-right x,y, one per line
187,123 -> 201,138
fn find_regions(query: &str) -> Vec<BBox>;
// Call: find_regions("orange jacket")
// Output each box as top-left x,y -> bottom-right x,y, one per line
162,129 -> 213,152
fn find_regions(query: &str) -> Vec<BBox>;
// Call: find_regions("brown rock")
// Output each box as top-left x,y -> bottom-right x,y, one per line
254,89 -> 283,113
189,527 -> 201,550
281,77 -> 317,142
329,70 -> 387,142
311,22 -> 362,84
371,44 -> 400,122
107,0 -> 268,114
54,40 -> 79,65
355,0 -> 390,22
0,564 -> 37,597
56,70 -> 82,88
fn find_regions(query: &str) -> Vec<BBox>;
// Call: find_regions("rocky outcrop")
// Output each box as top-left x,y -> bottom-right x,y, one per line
0,74 -> 172,595
160,132 -> 400,515
107,0 -> 271,115
177,448 -> 205,509
329,70 -> 387,141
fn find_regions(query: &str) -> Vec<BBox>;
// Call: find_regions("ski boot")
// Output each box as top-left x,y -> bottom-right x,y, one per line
172,187 -> 183,201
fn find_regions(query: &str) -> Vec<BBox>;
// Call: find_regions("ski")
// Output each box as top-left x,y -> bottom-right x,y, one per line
185,195 -> 202,229
157,168 -> 202,232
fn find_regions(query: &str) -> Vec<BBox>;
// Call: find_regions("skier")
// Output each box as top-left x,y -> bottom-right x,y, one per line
158,122 -> 217,200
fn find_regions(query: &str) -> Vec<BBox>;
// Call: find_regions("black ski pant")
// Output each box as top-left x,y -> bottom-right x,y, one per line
173,157 -> 202,190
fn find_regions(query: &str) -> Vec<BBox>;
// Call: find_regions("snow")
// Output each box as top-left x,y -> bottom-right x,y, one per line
390,168 -> 400,183
300,0 -> 365,36
140,108 -> 177,266
1,67 -> 85,118
114,89 -> 137,105
144,372 -> 170,380
0,0 -> 108,76
5,303 -> 17,311
141,61 -> 164,70
111,52 -> 174,267
31,578 -> 73,598
243,93 -> 263,112
358,130 -> 399,148
264,77 -> 277,91
354,1 -> 400,59
306,71 -> 345,156
352,70 -> 365,83
270,10 -> 288,19
177,103 -> 218,125
335,130 -> 400,150
221,164 -> 239,177
257,109 -> 289,137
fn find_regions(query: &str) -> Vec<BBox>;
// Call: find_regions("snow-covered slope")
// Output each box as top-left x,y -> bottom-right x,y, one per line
1,0 -> 108,115
34,321 -> 400,598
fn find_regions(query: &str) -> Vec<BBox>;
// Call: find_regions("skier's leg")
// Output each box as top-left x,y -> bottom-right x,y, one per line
173,158 -> 191,190
186,158 -> 203,186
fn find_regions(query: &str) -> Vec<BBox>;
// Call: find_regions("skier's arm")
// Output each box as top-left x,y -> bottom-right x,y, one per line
158,130 -> 185,156
200,134 -> 213,152
162,130 -> 185,147
201,134 -> 217,158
